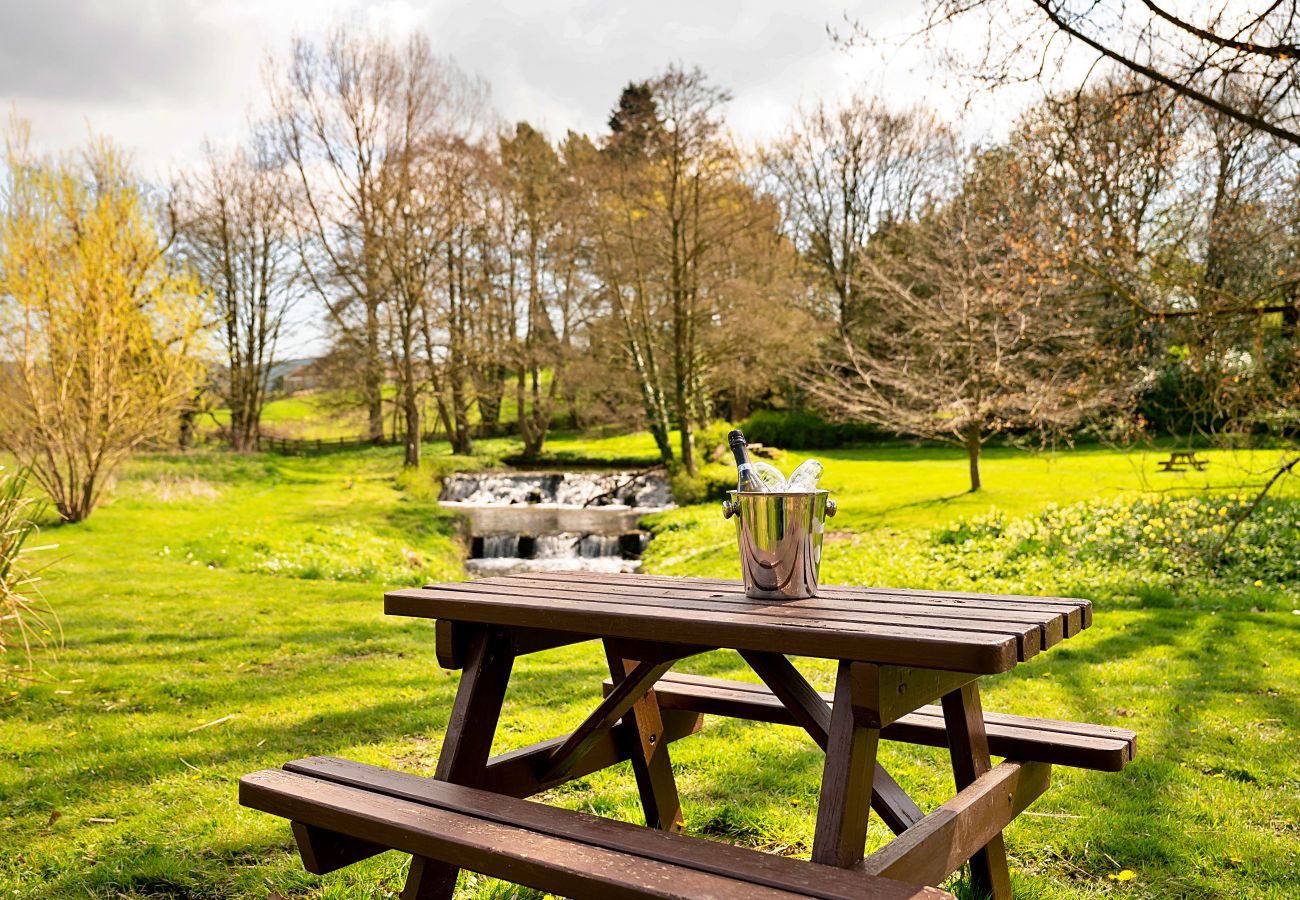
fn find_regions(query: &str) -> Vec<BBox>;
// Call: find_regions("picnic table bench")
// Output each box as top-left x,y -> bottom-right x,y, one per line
241,572 -> 1136,899
1158,450 -> 1208,472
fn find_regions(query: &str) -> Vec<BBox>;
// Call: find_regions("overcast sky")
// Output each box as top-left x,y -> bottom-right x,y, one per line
0,0 -> 1039,354
0,0 -> 1033,176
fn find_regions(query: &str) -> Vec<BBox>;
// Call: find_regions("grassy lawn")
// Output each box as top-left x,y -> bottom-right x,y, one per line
2,439 -> 1298,898
205,394 -> 372,441
206,378 -> 557,443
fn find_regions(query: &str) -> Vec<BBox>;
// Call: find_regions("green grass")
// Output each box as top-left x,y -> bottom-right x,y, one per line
207,374 -> 559,444
204,393 -> 366,441
1,438 -> 1298,898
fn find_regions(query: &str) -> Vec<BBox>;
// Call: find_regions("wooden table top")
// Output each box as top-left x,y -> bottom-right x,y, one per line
386,573 -> 1090,674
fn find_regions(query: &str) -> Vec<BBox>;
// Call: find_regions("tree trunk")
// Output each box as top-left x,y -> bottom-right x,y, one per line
648,414 -> 674,465
229,388 -> 258,453
178,409 -> 196,450
965,424 -> 982,492
401,353 -> 420,468
678,415 -> 696,476
477,389 -> 502,432
566,391 -> 582,431
518,365 -> 556,461
673,327 -> 696,475
364,298 -> 384,442
516,368 -> 536,460
450,401 -> 473,455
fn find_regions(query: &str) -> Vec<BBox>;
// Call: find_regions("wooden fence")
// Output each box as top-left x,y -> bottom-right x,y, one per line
259,431 -> 449,455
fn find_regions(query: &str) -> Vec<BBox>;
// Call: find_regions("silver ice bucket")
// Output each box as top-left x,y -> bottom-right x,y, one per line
722,490 -> 837,600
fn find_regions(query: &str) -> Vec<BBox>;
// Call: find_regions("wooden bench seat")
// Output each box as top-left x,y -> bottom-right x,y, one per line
240,756 -> 952,900
611,672 -> 1137,772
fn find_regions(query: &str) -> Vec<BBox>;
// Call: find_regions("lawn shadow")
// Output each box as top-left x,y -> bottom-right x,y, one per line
1012,608 -> 1300,895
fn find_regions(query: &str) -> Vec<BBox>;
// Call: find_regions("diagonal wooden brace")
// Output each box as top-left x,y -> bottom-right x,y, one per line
483,709 -> 703,798
605,641 -> 691,832
740,651 -> 924,835
539,657 -> 676,783
859,760 -> 1051,885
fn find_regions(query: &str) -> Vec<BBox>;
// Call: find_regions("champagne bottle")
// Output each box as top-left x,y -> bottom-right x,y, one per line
788,459 -> 823,492
728,429 -> 769,492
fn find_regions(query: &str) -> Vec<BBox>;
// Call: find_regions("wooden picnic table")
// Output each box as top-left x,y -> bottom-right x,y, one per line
241,573 -> 1135,900
1158,450 -> 1209,472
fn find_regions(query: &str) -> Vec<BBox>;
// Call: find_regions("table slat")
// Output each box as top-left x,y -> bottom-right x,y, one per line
389,583 -> 1023,673
423,580 -> 1044,660
486,575 -> 1071,643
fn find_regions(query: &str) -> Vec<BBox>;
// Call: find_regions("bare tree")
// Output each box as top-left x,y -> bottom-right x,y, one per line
420,136 -> 493,457
1010,79 -> 1300,436
379,63 -> 491,466
761,96 -> 957,334
864,0 -> 1300,145
173,139 -> 297,452
702,192 -> 817,422
809,151 -> 1115,490
268,27 -> 490,463
269,28 -> 414,444
571,126 -> 677,463
497,122 -> 588,460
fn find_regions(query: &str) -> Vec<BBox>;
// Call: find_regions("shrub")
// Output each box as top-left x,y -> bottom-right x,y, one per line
668,462 -> 734,506
739,410 -> 885,450
1,467 -> 60,677
938,493 -> 1300,587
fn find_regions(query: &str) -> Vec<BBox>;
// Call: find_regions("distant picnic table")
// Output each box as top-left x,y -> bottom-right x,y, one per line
1158,450 -> 1209,472
241,573 -> 1136,900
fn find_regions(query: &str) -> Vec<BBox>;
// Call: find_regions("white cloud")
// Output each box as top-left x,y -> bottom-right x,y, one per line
0,0 -> 1053,356
0,0 -> 1040,178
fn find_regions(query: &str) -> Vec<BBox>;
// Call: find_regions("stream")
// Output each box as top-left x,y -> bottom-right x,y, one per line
439,471 -> 673,576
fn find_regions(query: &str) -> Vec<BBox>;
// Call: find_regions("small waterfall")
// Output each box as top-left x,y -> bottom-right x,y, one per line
534,533 -> 579,558
447,469 -> 671,576
475,533 -> 521,558
577,534 -> 623,558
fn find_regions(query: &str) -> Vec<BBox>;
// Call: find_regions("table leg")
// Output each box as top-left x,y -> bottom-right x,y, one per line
812,660 -> 881,868
403,625 -> 515,900
941,681 -> 1012,900
604,640 -> 685,833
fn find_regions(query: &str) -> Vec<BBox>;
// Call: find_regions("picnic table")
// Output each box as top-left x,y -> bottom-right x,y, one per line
241,572 -> 1136,899
1158,450 -> 1208,472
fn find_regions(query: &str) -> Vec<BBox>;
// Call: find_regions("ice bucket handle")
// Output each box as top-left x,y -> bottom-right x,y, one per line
722,497 -> 835,517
